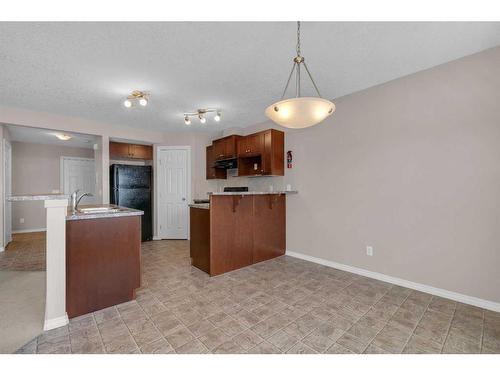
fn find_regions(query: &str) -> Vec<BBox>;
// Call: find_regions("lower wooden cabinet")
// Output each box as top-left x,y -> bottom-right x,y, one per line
190,194 -> 286,276
66,216 -> 141,318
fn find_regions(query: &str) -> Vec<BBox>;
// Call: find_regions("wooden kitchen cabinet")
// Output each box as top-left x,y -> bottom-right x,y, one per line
66,215 -> 141,318
213,135 -> 241,160
206,145 -> 226,180
238,129 -> 284,176
237,132 -> 264,157
109,142 -> 130,159
109,141 -> 153,160
205,129 -> 284,179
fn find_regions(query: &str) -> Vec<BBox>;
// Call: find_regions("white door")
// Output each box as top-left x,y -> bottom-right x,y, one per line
3,140 -> 12,247
61,157 -> 96,204
157,147 -> 190,239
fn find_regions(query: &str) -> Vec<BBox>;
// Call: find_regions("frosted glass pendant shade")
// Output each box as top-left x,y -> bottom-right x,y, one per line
265,97 -> 335,129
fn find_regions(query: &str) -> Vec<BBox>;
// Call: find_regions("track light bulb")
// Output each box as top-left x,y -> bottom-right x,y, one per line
139,97 -> 148,106
124,99 -> 132,108
184,116 -> 191,125
199,114 -> 206,124
214,112 -> 221,122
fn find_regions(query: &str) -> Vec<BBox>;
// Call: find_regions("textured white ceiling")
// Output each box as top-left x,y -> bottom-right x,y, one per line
1,22 -> 500,133
6,124 -> 98,148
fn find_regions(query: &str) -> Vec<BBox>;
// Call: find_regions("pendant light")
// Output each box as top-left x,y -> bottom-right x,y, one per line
265,22 -> 335,129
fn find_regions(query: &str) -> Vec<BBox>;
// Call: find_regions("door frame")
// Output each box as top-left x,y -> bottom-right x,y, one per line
154,145 -> 191,240
59,156 -> 96,196
2,139 -> 12,250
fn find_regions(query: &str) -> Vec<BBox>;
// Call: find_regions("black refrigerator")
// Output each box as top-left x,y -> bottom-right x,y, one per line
110,164 -> 152,242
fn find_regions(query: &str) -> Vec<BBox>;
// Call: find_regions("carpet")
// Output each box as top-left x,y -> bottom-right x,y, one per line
0,271 -> 45,353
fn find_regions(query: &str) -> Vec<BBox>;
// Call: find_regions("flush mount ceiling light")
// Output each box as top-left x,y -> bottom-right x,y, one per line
123,90 -> 150,108
183,109 -> 221,125
55,133 -> 72,141
265,22 -> 335,129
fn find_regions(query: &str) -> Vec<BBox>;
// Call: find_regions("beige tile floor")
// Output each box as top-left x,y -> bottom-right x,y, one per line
15,239 -> 500,354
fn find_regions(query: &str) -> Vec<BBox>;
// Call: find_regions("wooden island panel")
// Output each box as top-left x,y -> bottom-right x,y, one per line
189,207 -> 211,273
252,194 -> 286,263
66,215 -> 141,318
210,195 -> 254,276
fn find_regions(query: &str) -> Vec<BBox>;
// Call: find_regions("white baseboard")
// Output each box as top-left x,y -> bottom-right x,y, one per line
0,246 -> 4,252
286,250 -> 500,313
12,228 -> 46,234
43,314 -> 69,331
153,236 -> 162,241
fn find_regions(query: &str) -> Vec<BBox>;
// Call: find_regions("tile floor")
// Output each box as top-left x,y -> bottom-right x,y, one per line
0,232 -> 46,271
14,239 -> 500,354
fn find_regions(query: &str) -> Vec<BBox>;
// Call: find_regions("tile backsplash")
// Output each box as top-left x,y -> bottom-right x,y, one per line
208,172 -> 287,193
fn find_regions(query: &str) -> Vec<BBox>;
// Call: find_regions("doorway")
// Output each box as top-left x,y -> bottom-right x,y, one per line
3,139 -> 12,248
156,146 -> 191,239
60,156 -> 96,204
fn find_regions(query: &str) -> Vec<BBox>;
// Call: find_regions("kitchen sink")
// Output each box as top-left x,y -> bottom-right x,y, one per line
77,207 -> 121,214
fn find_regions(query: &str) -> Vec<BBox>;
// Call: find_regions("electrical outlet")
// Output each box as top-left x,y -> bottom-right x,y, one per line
366,246 -> 373,256
20,218 -> 24,224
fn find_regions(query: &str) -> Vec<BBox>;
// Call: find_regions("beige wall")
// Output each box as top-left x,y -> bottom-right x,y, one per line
222,46 -> 500,304
11,141 -> 94,232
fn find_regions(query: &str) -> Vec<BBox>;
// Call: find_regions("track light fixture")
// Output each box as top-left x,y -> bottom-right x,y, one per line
183,109 -> 222,125
123,90 -> 150,108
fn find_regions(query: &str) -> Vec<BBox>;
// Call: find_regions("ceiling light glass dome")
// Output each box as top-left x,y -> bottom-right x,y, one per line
265,97 -> 335,129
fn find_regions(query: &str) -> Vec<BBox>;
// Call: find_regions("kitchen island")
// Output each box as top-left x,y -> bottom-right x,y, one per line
189,191 -> 297,276
66,205 -> 143,318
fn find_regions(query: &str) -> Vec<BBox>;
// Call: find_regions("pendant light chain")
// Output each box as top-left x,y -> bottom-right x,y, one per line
296,21 -> 301,57
278,21 -> 323,100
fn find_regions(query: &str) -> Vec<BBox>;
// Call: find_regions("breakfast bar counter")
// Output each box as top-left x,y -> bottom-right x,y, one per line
190,191 -> 296,276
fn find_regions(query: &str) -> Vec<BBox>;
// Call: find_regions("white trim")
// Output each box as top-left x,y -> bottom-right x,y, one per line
286,250 -> 500,313
3,139 -> 12,247
43,313 -> 69,331
152,236 -> 162,241
0,246 -> 4,252
12,228 -> 46,234
155,145 -> 192,240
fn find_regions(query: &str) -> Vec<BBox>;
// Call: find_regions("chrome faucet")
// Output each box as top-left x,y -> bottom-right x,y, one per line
71,189 -> 93,212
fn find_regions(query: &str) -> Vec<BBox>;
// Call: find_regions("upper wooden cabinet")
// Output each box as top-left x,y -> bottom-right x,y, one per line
206,145 -> 227,180
206,129 -> 284,179
213,135 -> 241,160
237,132 -> 264,157
110,142 -> 153,160
238,129 -> 284,176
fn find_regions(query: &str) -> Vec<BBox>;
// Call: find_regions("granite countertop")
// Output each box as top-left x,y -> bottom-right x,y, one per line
207,191 -> 298,196
8,193 -> 69,201
66,204 -> 144,221
189,203 -> 210,210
